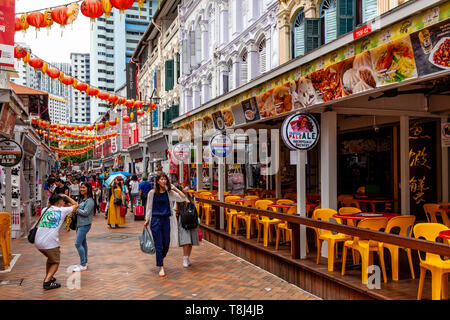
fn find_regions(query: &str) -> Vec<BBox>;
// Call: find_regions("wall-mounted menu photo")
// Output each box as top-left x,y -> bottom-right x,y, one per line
221,106 -> 234,128
212,111 -> 226,131
410,20 -> 450,76
241,97 -> 260,123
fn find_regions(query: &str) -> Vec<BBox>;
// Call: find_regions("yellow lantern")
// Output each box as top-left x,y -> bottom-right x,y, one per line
43,10 -> 53,35
116,118 -> 120,125
130,112 -> 134,121
67,3 -> 80,26
72,78 -> 78,89
101,0 -> 113,18
41,62 -> 48,74
20,14 -> 29,33
59,71 -> 64,82
23,51 -> 30,65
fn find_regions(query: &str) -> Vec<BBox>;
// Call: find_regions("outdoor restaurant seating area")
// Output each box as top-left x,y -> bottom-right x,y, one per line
192,190 -> 450,300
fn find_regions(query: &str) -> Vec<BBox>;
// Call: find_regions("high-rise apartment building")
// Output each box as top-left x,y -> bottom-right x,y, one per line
48,95 -> 70,124
90,1 -> 158,124
70,53 -> 91,124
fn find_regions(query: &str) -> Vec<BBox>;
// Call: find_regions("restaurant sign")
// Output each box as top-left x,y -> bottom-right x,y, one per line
282,113 -> 320,151
209,133 -> 233,158
0,139 -> 23,167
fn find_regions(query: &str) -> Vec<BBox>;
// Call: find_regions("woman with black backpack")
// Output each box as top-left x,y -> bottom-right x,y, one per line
176,183 -> 200,268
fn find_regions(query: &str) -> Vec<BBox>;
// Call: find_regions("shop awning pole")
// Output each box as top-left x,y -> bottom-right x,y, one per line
179,161 -> 184,185
218,156 -> 225,230
195,122 -> 202,191
297,150 -> 307,259
400,116 -> 410,214
275,135 -> 281,199
441,116 -> 449,202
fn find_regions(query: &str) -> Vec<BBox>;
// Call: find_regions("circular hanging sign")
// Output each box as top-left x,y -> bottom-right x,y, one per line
209,133 -> 233,158
173,143 -> 191,162
281,113 -> 320,151
0,139 -> 24,167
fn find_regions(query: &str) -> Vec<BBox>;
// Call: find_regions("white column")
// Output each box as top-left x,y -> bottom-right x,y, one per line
201,79 -> 210,104
400,115 -> 410,214
442,117 -> 449,202
247,42 -> 259,81
201,22 -> 209,62
297,150 -> 307,259
249,0 -> 259,24
232,58 -> 240,89
219,4 -> 228,45
194,121 -> 203,191
184,89 -> 192,113
320,111 -> 337,209
231,0 -> 241,37
193,86 -> 201,109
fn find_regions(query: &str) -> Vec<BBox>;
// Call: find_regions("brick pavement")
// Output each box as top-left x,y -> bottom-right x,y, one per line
0,212 -> 319,300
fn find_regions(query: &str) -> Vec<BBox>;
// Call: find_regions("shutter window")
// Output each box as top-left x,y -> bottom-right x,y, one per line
362,0 -> 378,23
338,0 -> 355,36
195,25 -> 202,65
240,52 -> 248,86
258,39 -> 267,74
172,105 -> 179,118
321,0 -> 337,44
228,60 -> 233,91
305,18 -> 321,53
176,53 -> 180,81
182,39 -> 188,75
292,10 -> 305,58
189,31 -> 195,69
223,74 -> 229,94
165,59 -> 174,91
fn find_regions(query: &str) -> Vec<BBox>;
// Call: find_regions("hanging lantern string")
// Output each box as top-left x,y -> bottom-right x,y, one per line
15,0 -> 83,15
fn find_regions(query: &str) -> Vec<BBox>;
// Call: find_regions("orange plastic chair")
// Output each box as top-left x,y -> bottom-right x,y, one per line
414,223 -> 450,300
234,196 -> 260,238
341,218 -> 388,284
225,196 -> 243,234
423,204 -> 442,223
0,212 -> 11,270
378,215 -> 416,281
337,195 -> 360,209
313,209 -> 352,272
255,200 -> 281,247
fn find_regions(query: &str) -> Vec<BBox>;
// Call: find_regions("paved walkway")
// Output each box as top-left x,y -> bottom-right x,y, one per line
0,212 -> 319,300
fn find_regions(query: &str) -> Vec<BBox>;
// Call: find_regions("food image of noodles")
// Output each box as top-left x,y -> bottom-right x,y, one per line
373,39 -> 416,84
432,38 -> 450,68
221,108 -> 234,127
308,66 -> 343,102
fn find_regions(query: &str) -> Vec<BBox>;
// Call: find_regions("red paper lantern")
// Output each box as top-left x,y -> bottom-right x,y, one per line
67,126 -> 74,131
78,125 -> 85,131
151,103 -> 156,110
122,115 -> 130,122
108,94 -> 118,104
117,97 -> 126,105
15,17 -> 22,32
14,46 -> 27,59
51,6 -> 69,26
98,123 -> 105,130
110,0 -> 135,13
134,101 -> 144,109
125,99 -> 135,108
27,12 -> 45,31
109,120 -> 116,126
81,0 -> 105,22
46,67 -> 60,79
59,125 -> 66,130
98,91 -> 109,101
76,82 -> 88,92
86,125 -> 94,131
61,76 -> 74,86
137,110 -> 145,117
29,57 -> 44,69
87,87 -> 99,97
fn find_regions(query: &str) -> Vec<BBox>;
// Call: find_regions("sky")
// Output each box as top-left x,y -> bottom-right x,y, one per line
14,0 -> 90,63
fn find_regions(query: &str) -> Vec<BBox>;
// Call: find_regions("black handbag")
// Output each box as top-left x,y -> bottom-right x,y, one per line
28,207 -> 48,244
68,212 -> 77,230
113,197 -> 122,206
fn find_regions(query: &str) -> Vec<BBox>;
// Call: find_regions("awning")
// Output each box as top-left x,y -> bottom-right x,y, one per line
102,156 -> 114,167
22,133 -> 39,155
145,132 -> 168,161
127,142 -> 145,161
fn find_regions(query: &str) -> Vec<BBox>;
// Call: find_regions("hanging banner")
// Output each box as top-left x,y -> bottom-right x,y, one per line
0,0 -> 14,67
0,139 -> 23,167
281,113 -> 320,151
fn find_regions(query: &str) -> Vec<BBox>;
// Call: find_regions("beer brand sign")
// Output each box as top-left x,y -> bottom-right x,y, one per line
282,113 -> 320,151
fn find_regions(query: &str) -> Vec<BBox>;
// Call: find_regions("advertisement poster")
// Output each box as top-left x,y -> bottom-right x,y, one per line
0,0 -> 14,67
281,113 -> 320,151
410,20 -> 450,76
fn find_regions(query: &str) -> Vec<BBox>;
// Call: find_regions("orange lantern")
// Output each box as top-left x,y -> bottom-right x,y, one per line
67,3 -> 80,25
15,17 -> 22,32
108,94 -> 118,104
46,67 -> 60,80
122,115 -> 130,122
98,91 -> 109,101
81,0 -> 104,27
61,76 -> 74,86
101,0 -> 113,18
125,99 -> 135,108
23,51 -> 30,65
116,118 -> 120,125
14,46 -> 27,59
87,87 -> 99,97
98,123 -> 105,130
43,10 -> 53,33
76,82 -> 88,92
27,12 -> 45,33
29,57 -> 44,70
41,62 -> 48,74
72,78 -> 78,88
51,6 -> 68,28
130,112 -> 134,121
105,121 -> 109,128
110,0 -> 135,14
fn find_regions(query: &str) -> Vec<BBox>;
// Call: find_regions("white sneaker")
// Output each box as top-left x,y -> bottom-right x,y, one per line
73,265 -> 88,272
183,257 -> 189,268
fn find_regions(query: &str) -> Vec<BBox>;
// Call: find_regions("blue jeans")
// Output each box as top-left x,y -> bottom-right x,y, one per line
75,224 -> 91,266
150,215 -> 171,267
130,193 -> 139,210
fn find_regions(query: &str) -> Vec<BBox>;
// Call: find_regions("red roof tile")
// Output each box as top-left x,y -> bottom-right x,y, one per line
9,82 -> 48,96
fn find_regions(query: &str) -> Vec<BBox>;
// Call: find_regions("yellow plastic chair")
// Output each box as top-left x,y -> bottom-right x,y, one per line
313,209 -> 352,272
196,192 -> 211,223
199,192 -> 216,226
255,200 -> 282,247
338,207 -> 362,227
337,195 -> 360,209
341,218 -> 388,284
275,206 -> 301,255
423,204 -> 442,223
0,212 -> 11,270
414,223 -> 450,300
234,196 -> 260,238
225,196 -> 243,234
276,199 -> 295,213
378,215 -> 416,281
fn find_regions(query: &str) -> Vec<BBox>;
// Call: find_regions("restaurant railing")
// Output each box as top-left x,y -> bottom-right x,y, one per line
195,198 -> 450,259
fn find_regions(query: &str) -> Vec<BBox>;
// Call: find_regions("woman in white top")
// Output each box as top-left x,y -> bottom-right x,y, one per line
69,178 -> 80,202
129,175 -> 140,211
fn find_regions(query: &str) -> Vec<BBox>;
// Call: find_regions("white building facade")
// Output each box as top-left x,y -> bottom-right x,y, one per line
48,95 -> 69,124
179,0 -> 280,114
70,53 -> 91,124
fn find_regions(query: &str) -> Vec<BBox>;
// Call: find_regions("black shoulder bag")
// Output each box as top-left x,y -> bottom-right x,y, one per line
28,207 -> 49,244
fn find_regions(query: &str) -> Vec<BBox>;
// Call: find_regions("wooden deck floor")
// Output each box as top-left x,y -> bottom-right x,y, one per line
200,223 -> 450,300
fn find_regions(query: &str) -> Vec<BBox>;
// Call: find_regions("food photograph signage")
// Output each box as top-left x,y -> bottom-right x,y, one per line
282,113 -> 320,151
0,139 -> 23,167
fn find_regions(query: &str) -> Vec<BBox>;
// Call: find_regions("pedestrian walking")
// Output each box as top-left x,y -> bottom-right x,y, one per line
129,175 -> 140,211
34,194 -> 78,290
69,178 -> 80,202
176,183 -> 200,268
89,176 -> 101,215
53,178 -> 69,196
144,173 -> 187,277
139,175 -> 152,214
72,182 -> 95,272
107,178 -> 126,229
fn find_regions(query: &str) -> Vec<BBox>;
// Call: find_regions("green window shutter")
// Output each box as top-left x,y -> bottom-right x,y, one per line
292,10 -> 305,58
163,110 -> 168,128
172,105 -> 179,118
176,53 -> 180,81
322,0 -> 337,44
165,60 -> 174,91
338,0 -> 355,37
168,106 -> 173,125
305,19 -> 321,53
362,0 -> 378,23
